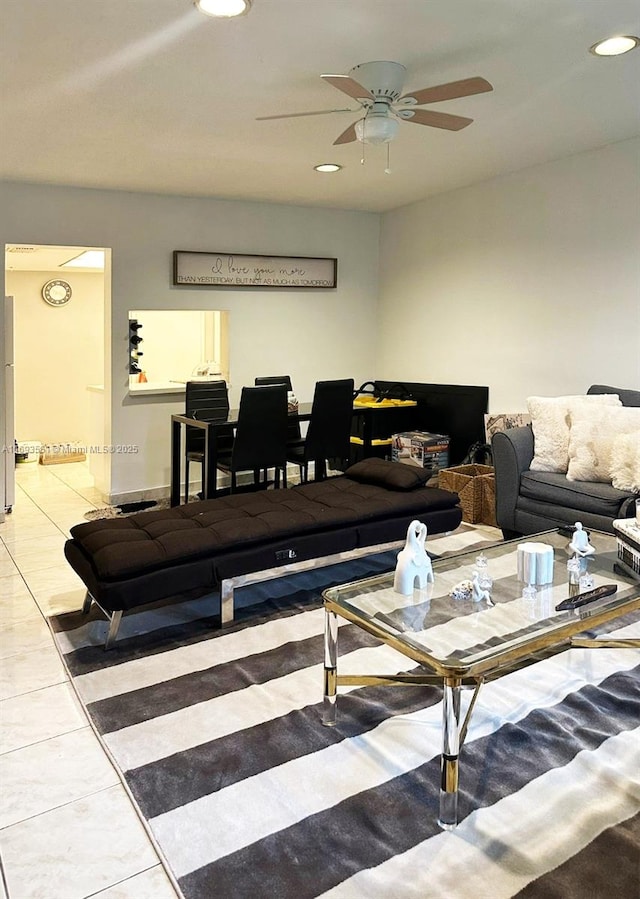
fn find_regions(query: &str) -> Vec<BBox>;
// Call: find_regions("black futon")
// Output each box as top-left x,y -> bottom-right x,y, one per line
64,460 -> 462,647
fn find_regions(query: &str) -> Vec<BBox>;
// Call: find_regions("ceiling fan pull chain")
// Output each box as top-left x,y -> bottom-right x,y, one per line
360,141 -> 366,166
385,142 -> 391,175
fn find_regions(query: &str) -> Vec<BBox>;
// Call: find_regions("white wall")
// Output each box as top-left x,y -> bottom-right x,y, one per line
6,270 -> 104,446
378,139 -> 640,411
1,183 -> 380,500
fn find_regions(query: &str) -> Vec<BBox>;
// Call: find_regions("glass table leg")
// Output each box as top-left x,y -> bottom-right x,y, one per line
323,607 -> 338,726
438,677 -> 461,829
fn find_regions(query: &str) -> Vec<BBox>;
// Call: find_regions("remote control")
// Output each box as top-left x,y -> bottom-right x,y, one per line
555,583 -> 617,611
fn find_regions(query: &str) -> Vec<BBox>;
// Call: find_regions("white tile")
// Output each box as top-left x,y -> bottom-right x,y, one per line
0,682 -> 86,754
46,511 -> 92,529
0,558 -> 19,579
0,461 -> 163,898
0,521 -> 64,544
57,474 -> 96,491
20,486 -> 74,499
88,865 -> 179,899
0,498 -> 48,514
5,490 -> 41,508
34,588 -> 87,618
0,644 -> 68,700
0,511 -> 52,528
37,461 -> 91,481
0,728 -> 118,828
34,496 -> 94,510
0,577 -> 41,626
21,563 -> 85,599
0,616 -> 52,660
0,572 -> 29,596
11,546 -> 69,574
77,487 -> 105,504
7,534 -> 67,560
0,785 -> 159,899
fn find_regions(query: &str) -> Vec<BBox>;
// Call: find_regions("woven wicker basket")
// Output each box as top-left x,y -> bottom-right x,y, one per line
439,464 -> 495,525
479,471 -> 497,527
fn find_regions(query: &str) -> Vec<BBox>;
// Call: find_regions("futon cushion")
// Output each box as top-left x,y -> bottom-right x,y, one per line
69,471 -> 459,582
345,458 -> 431,491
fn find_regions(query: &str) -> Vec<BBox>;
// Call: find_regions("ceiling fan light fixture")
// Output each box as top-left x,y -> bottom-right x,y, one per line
589,35 -> 640,56
355,114 -> 399,145
314,164 -> 342,173
195,0 -> 252,18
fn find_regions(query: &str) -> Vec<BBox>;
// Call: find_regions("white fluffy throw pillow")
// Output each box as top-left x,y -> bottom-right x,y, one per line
527,394 -> 622,473
567,406 -> 640,482
610,431 -> 640,492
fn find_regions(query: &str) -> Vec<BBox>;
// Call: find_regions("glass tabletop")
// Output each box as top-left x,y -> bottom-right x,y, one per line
323,529 -> 640,676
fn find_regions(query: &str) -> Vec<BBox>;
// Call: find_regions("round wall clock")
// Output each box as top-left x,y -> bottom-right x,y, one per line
42,279 -> 72,306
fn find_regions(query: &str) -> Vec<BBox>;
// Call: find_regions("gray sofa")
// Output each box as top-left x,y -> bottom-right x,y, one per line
492,384 -> 639,537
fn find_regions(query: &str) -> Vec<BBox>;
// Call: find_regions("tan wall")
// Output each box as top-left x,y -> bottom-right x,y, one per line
6,270 -> 104,446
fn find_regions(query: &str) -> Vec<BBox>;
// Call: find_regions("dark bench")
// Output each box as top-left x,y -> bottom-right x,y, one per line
64,459 -> 462,647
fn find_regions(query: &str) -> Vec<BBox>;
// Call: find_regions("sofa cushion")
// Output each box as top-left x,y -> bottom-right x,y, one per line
527,394 -> 621,474
610,431 -> 640,492
567,406 -> 640,483
520,470 -> 635,518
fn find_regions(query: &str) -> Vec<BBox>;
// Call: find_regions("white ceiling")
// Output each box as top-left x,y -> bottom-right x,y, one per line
1,0 -> 639,214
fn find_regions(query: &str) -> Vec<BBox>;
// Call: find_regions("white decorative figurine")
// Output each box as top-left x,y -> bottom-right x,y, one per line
472,572 -> 492,603
394,520 -> 434,595
569,522 -> 595,557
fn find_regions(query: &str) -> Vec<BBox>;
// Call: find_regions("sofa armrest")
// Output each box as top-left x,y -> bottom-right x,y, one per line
492,426 -> 535,532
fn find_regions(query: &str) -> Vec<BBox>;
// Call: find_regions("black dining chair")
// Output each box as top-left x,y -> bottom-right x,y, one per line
255,375 -> 302,447
286,378 -> 354,483
217,384 -> 289,492
184,380 -> 232,503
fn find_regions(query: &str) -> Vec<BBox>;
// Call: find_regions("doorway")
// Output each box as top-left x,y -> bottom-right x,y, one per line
4,243 -> 108,501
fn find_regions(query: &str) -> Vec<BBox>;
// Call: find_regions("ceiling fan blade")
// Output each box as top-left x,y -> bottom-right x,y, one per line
256,107 -> 355,121
333,121 -> 359,145
321,74 -> 375,102
399,76 -> 493,105
402,109 -> 473,131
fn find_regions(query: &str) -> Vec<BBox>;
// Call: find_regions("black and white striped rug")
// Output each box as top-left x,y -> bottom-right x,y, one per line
50,526 -> 640,899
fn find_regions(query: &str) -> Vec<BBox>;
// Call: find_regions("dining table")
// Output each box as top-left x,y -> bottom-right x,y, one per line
170,402 -> 314,505
170,397 -> 423,506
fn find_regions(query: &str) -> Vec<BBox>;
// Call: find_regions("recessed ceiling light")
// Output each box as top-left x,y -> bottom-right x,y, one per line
195,0 -> 252,17
314,164 -> 342,173
589,35 -> 640,56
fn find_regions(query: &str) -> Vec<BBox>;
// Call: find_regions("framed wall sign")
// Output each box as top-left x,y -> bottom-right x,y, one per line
173,251 -> 337,289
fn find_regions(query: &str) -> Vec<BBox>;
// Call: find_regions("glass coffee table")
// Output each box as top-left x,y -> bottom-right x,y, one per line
322,528 -> 640,829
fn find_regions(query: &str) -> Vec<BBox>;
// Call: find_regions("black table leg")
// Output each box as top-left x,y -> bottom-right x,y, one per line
170,418 -> 181,507
204,423 -> 219,499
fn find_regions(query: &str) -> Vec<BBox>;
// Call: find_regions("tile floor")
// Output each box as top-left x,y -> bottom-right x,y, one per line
0,461 -> 179,899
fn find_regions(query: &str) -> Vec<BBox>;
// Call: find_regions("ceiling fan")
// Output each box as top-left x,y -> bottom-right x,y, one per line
256,61 -> 493,146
